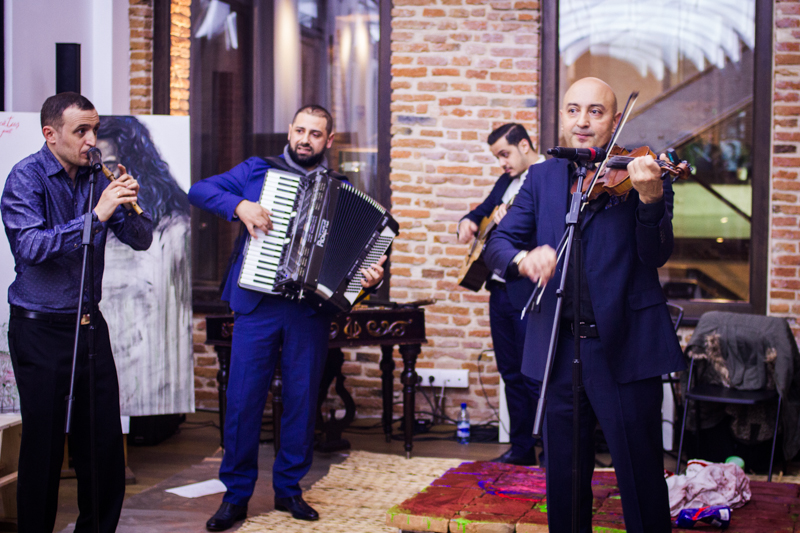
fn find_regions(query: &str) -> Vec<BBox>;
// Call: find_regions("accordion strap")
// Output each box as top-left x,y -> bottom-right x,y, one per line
262,156 -> 349,182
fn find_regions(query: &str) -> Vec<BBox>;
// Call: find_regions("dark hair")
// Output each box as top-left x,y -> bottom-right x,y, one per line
98,116 -> 190,227
40,92 -> 95,130
487,123 -> 533,149
292,105 -> 334,135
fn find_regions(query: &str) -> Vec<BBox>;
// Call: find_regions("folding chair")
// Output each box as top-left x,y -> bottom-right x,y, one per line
676,313 -> 783,481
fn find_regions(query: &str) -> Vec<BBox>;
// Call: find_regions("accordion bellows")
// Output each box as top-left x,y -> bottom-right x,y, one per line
238,169 -> 398,312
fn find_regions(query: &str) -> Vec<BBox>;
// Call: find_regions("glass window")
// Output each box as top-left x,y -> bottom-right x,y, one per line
312,0 -> 382,199
558,0 -> 756,304
190,0 -> 254,310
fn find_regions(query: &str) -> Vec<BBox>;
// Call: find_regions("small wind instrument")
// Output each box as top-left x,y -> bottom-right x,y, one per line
101,164 -> 144,215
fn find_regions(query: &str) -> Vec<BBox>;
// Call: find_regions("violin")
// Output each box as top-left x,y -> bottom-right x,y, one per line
571,145 -> 692,202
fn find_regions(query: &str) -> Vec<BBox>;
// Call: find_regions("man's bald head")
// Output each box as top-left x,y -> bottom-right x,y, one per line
560,77 -> 621,149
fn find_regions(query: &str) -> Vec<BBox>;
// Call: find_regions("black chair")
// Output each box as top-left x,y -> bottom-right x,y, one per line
666,302 -> 684,331
662,303 -> 683,460
676,349 -> 782,481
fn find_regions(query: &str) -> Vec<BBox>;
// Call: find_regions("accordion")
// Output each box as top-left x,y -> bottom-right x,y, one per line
238,168 -> 398,312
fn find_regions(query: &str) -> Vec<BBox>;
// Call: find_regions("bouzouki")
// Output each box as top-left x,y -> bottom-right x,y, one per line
456,204 -> 502,291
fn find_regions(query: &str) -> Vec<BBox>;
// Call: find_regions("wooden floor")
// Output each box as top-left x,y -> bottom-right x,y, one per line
40,410 -> 798,532
49,411 -> 512,532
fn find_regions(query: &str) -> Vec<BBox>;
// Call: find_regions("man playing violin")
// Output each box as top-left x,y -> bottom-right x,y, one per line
485,77 -> 684,533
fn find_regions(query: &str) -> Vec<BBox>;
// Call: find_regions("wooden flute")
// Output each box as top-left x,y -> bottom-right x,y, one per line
100,164 -> 145,215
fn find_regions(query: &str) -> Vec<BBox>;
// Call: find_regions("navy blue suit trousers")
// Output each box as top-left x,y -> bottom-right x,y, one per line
220,296 -> 330,504
543,333 -> 671,533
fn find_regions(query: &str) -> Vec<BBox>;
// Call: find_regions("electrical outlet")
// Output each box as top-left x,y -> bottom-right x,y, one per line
416,369 -> 469,388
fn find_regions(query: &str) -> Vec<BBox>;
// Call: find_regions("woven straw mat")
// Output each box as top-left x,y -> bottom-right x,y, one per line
236,450 -> 463,533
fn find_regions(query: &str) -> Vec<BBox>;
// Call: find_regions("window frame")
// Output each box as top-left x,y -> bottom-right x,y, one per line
376,0 -> 392,299
540,0 -> 772,324
153,0 -> 171,115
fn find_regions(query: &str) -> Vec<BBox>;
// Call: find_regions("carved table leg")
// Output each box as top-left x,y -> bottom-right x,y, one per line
399,343 -> 421,458
380,344 -> 396,443
271,362 -> 283,455
215,345 -> 231,448
316,348 -> 355,452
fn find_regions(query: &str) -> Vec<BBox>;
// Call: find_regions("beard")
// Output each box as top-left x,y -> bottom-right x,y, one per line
288,142 -> 326,169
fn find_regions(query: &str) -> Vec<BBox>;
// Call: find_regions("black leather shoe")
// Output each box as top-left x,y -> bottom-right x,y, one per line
206,502 -> 247,531
275,494 -> 320,521
491,448 -> 539,466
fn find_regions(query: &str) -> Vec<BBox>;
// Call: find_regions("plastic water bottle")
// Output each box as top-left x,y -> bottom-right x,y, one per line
456,403 -> 470,444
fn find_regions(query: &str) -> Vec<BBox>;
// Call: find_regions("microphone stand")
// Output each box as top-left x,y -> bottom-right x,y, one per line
529,160 -> 589,533
65,160 -> 101,533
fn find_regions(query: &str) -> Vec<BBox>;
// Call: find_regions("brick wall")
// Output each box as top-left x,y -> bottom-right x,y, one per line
128,0 -> 191,115
170,0 -> 191,115
771,0 -> 800,339
191,0 -> 542,420
129,0 -> 154,114
377,0 -> 541,423
193,315 -> 221,409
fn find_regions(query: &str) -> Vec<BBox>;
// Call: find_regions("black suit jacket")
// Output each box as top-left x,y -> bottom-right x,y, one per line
484,158 -> 685,383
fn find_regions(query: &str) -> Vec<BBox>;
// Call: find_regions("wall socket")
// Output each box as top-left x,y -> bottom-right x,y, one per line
416,369 -> 469,388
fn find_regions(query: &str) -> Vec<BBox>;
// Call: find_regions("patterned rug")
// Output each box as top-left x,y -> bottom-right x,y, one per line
236,451 -> 463,533
387,462 -> 800,533
237,451 -> 800,533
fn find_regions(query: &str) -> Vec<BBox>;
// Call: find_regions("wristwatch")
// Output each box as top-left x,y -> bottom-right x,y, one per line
507,250 -> 528,278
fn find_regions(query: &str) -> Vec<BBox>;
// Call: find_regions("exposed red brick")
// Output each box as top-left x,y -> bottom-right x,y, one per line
466,70 -> 489,79
433,68 -> 461,76
777,17 -> 800,28
392,67 -> 428,77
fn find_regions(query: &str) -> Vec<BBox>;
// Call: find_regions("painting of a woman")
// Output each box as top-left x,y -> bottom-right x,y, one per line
98,116 -> 194,415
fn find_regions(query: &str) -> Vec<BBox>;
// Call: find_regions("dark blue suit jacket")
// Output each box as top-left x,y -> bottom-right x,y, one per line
463,173 -> 513,226
463,173 -> 535,310
484,158 -> 685,383
188,157 -> 280,314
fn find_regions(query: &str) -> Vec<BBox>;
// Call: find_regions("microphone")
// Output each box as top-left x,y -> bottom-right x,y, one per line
547,146 -> 607,163
87,147 -> 103,172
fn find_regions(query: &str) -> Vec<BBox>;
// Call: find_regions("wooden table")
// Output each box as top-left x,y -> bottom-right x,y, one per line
205,305 -> 427,457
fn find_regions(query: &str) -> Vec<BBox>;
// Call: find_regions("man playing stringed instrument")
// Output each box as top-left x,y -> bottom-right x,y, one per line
485,78 -> 684,532
456,123 -> 543,465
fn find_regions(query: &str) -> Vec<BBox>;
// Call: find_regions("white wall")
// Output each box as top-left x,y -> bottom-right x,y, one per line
5,0 -> 129,114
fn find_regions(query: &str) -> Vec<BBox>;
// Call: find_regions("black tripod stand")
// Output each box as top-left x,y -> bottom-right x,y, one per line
65,148 -> 103,533
527,160 -> 592,533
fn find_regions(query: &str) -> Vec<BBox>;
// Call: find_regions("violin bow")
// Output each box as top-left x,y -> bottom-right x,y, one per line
580,90 -> 639,212
523,90 -> 640,316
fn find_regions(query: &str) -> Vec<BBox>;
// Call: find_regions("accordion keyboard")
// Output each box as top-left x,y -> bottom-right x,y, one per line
238,170 -> 302,293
